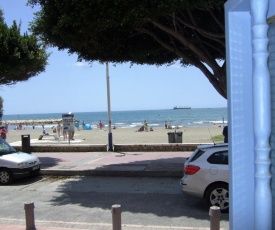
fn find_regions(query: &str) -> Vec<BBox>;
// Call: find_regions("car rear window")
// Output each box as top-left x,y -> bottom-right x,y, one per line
189,149 -> 205,162
207,150 -> 228,165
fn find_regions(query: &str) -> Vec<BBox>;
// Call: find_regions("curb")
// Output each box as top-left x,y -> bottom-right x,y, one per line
41,169 -> 183,177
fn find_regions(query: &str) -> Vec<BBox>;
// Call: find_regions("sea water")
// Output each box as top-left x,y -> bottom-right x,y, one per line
2,108 -> 227,129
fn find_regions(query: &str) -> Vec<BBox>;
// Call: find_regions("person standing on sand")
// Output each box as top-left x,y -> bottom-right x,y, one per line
98,120 -> 104,129
63,128 -> 67,140
0,126 -> 7,140
57,122 -> 61,137
70,124 -> 75,140
144,120 -> 148,132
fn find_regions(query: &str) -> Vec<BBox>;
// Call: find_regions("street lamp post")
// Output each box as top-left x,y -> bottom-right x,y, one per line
106,62 -> 113,151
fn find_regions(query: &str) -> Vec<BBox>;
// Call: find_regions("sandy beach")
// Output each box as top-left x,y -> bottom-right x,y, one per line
6,126 -> 224,145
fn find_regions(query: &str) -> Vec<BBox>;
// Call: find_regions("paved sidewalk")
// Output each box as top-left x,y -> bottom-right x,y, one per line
37,151 -> 191,177
2,151 -> 198,230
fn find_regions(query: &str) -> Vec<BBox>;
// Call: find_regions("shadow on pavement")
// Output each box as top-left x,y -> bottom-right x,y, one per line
44,168 -> 229,225
11,175 -> 44,186
38,157 -> 63,169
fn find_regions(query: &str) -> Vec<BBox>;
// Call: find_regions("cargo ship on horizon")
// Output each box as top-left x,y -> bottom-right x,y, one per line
173,106 -> 191,110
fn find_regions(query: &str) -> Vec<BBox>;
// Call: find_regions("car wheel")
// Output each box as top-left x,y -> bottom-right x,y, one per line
0,169 -> 13,185
206,183 -> 229,213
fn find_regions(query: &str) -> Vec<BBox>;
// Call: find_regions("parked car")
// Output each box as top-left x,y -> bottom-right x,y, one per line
180,143 -> 229,212
0,138 -> 41,184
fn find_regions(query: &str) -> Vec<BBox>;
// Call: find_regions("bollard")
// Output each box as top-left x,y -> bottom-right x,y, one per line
209,206 -> 220,230
24,202 -> 36,230
111,204 -> 122,230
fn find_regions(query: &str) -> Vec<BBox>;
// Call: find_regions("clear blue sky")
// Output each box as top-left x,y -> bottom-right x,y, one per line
0,0 -> 227,115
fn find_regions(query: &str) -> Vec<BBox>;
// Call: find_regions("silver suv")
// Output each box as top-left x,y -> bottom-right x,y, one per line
180,143 -> 229,212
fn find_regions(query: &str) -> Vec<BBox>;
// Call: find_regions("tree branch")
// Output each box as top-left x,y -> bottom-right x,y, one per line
206,7 -> 224,32
176,10 -> 225,62
149,19 -> 221,73
136,27 -> 226,98
201,40 -> 225,57
176,17 -> 224,39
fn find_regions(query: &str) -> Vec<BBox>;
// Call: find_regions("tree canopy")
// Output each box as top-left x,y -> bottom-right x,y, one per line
29,0 -> 226,98
0,9 -> 48,85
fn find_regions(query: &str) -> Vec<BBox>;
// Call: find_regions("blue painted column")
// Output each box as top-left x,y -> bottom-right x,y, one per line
251,0 -> 272,229
226,0 -> 272,228
225,1 -> 254,228
267,4 -> 275,229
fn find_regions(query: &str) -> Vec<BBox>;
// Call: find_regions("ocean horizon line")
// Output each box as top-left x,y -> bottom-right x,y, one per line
2,108 -> 228,129
3,107 -> 228,116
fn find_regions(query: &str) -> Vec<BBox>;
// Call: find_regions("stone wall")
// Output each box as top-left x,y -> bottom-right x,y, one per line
13,144 -> 107,152
113,144 -> 198,152
12,143 -> 203,152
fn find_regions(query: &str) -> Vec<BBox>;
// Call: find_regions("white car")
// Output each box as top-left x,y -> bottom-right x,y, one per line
0,138 -> 41,184
180,143 -> 229,212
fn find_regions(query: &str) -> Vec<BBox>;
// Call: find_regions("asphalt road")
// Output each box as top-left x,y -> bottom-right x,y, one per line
0,175 -> 229,230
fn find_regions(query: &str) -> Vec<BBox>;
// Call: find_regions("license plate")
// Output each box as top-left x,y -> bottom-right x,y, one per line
33,165 -> 40,170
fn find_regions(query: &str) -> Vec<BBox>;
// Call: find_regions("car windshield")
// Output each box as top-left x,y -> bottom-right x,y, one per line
0,138 -> 17,155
